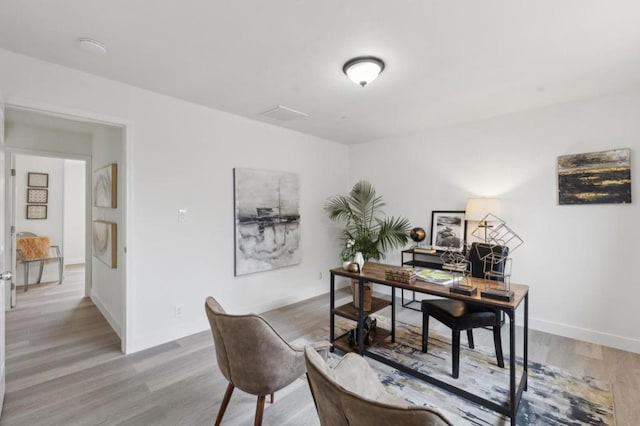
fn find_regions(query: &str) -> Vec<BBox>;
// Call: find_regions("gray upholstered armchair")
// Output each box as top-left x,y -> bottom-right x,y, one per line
304,346 -> 453,426
205,297 -> 329,426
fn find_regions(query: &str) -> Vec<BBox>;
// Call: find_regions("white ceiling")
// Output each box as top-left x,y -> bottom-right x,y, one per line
1,1 -> 640,144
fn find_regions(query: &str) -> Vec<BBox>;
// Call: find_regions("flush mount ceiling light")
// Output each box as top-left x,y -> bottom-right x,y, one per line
343,56 -> 385,88
77,38 -> 107,55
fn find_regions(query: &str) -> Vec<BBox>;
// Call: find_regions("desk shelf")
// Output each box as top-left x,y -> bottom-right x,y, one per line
401,249 -> 445,311
333,296 -> 390,321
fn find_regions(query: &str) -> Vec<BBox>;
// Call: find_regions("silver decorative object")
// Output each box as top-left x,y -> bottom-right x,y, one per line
470,214 -> 524,301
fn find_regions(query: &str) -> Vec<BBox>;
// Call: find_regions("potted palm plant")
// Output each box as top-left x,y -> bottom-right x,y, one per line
326,180 -> 411,263
326,181 -> 411,310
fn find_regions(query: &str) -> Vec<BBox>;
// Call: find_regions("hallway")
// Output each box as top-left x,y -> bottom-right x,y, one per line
2,264 -> 121,424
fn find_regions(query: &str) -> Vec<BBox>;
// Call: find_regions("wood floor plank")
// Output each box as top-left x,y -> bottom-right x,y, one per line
1,265 -> 639,425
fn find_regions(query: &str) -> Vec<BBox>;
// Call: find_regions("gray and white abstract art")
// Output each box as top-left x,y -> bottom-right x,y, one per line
234,168 -> 301,276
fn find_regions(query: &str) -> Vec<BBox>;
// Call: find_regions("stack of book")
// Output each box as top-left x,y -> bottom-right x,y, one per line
413,246 -> 436,254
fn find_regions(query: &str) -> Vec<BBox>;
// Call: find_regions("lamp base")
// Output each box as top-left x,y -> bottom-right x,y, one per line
449,285 -> 477,296
481,288 -> 514,301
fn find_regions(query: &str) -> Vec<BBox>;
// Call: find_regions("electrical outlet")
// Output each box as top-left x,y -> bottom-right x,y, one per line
175,304 -> 184,317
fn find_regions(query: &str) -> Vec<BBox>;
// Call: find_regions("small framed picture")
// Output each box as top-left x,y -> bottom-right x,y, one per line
26,205 -> 48,220
28,172 -> 49,188
430,210 -> 466,252
27,188 -> 48,204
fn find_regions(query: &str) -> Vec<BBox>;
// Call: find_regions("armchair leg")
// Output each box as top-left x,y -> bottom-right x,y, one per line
452,330 -> 460,379
215,382 -> 234,426
269,392 -> 274,403
255,395 -> 266,426
493,325 -> 505,368
421,311 -> 430,353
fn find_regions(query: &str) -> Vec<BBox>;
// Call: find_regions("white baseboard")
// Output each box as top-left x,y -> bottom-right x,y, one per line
91,291 -> 123,339
128,319 -> 209,354
524,316 -> 640,354
64,258 -> 85,266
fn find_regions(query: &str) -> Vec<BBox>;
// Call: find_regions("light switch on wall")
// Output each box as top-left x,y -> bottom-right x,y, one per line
178,209 -> 187,223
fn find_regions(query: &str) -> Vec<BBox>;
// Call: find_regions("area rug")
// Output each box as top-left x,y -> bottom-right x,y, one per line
294,316 -> 615,425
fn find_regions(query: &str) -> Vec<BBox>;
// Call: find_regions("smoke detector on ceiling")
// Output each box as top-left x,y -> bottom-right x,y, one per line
77,38 -> 107,55
261,105 -> 309,121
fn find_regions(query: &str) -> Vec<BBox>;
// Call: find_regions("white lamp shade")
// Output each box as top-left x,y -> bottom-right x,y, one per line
343,57 -> 384,87
465,198 -> 502,221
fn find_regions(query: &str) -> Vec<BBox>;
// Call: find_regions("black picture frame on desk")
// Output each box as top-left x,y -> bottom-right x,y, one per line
430,210 -> 466,252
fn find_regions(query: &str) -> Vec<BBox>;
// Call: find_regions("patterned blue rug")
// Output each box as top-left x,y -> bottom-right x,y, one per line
296,315 -> 614,425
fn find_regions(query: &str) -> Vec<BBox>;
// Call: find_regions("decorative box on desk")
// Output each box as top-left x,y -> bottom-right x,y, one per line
385,267 -> 416,284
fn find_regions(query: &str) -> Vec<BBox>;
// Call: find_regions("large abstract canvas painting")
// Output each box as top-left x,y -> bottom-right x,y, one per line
558,148 -> 631,205
234,168 -> 301,276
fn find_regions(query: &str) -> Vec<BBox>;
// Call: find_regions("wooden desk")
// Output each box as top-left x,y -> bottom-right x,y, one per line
329,262 -> 529,425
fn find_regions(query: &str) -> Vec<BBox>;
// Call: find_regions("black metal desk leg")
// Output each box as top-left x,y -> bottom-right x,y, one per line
391,288 -> 396,342
329,273 -> 335,352
509,308 -> 517,425
357,278 -> 365,355
524,292 -> 529,391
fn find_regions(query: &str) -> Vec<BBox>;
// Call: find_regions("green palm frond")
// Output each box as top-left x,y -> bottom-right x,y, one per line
325,181 -> 411,261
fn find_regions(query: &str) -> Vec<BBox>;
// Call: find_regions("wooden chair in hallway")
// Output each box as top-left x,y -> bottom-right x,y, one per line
204,296 -> 329,426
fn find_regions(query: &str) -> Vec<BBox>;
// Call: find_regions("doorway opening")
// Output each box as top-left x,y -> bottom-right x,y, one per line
13,153 -> 86,301
2,106 -> 128,353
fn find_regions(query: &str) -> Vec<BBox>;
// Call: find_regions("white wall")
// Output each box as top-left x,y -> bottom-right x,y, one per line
0,48 -> 349,353
91,126 -> 125,338
63,159 -> 85,264
15,154 -> 64,284
351,89 -> 640,353
4,122 -> 92,156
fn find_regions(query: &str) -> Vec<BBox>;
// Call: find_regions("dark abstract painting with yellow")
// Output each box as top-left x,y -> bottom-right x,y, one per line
558,148 -> 631,205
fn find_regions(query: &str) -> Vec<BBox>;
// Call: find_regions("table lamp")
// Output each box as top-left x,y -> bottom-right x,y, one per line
465,198 -> 502,242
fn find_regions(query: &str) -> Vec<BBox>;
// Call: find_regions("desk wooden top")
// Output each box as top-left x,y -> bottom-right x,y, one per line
331,262 -> 528,310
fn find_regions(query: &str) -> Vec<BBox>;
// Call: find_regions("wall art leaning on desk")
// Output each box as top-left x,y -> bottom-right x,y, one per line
430,210 -> 466,252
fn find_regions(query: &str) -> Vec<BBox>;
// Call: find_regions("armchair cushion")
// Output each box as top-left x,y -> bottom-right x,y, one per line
333,353 -> 408,407
305,346 -> 452,426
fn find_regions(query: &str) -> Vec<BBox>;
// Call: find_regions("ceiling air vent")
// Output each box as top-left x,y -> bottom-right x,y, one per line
260,105 -> 309,121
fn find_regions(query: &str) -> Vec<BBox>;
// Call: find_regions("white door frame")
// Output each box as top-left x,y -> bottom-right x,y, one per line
2,101 -> 133,354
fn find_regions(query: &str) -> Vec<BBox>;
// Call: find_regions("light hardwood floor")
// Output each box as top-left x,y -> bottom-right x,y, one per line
1,266 -> 638,425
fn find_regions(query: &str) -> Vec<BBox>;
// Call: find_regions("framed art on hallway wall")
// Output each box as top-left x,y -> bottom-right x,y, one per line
27,172 -> 48,188
26,205 -> 47,220
93,220 -> 117,268
93,163 -> 118,208
27,188 -> 48,203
